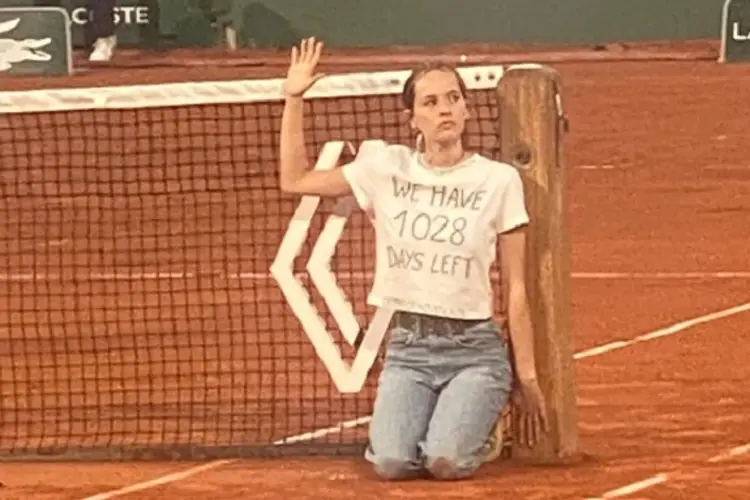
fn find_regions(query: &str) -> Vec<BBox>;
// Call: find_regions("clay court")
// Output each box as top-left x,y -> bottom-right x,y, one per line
1,41 -> 749,499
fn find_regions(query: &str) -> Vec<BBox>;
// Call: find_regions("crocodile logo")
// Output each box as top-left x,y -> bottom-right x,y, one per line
0,17 -> 52,71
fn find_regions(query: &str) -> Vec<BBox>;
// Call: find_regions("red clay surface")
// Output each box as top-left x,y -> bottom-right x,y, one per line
1,42 -> 750,499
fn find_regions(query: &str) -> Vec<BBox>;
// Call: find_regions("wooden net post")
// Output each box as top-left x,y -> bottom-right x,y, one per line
496,64 -> 578,464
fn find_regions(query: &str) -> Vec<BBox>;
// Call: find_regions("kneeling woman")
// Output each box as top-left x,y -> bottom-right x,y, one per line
278,37 -> 548,480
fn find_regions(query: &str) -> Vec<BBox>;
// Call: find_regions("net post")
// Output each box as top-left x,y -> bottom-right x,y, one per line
496,64 -> 578,464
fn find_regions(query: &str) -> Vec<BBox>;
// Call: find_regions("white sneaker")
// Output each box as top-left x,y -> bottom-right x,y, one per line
89,35 -> 117,62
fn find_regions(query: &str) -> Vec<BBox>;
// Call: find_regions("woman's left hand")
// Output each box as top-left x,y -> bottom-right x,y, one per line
511,376 -> 549,448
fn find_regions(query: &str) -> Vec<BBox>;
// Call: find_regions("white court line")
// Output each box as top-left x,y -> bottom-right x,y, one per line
586,474 -> 668,499
78,300 -> 750,500
574,302 -> 750,359
707,443 -> 750,463
588,441 -> 750,499
2,270 -> 750,282
576,164 -> 617,170
572,271 -> 750,280
272,415 -> 373,445
80,460 -> 234,500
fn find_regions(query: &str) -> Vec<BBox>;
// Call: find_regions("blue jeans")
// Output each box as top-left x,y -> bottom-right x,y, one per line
365,319 -> 513,481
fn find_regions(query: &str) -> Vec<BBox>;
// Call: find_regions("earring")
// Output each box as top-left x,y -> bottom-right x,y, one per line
415,133 -> 424,152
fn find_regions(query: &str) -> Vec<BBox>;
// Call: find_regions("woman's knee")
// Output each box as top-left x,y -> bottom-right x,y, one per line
424,456 -> 479,481
371,455 -> 480,481
371,457 -> 422,481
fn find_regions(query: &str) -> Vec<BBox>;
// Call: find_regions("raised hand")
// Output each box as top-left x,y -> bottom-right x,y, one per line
283,37 -> 325,98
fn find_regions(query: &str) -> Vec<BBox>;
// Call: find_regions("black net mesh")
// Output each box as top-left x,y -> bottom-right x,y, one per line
0,85 -> 507,460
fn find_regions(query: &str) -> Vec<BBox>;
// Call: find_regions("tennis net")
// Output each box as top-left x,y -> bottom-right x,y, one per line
0,66 -> 507,460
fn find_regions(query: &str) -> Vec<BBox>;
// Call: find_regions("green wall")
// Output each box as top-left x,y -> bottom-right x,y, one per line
221,0 -> 725,48
0,0 -> 727,48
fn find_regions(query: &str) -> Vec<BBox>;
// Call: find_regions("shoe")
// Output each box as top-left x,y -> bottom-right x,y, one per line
482,419 -> 506,462
89,35 -> 117,62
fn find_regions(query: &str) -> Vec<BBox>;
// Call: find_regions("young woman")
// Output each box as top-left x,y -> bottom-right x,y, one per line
279,37 -> 548,481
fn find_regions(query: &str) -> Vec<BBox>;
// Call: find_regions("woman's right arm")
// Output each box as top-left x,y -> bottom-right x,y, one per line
278,37 -> 352,197
279,94 -> 352,196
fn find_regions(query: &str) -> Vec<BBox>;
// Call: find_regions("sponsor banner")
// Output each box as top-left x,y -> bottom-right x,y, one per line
721,0 -> 750,62
61,0 -> 156,48
0,7 -> 71,76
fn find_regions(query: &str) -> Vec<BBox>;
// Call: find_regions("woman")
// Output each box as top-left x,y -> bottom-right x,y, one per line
279,37 -> 548,481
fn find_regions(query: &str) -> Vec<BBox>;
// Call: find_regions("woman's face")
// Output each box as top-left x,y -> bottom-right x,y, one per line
409,69 -> 470,148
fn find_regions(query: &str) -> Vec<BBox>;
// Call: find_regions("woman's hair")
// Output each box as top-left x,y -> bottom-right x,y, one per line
401,62 -> 469,111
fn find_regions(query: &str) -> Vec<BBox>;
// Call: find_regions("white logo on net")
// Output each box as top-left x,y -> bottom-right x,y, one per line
0,18 -> 52,71
270,140 -> 393,394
